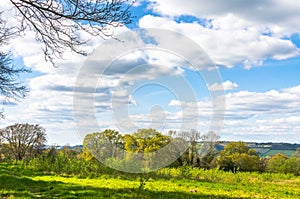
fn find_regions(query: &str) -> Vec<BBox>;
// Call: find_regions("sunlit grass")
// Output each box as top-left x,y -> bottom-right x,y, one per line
1,163 -> 300,198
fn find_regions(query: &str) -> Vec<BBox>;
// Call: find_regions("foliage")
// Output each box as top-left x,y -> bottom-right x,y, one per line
83,128 -> 173,172
198,132 -> 220,168
0,143 -> 14,162
218,141 -> 261,172
125,129 -> 172,171
83,129 -> 125,161
222,141 -> 250,155
283,157 -> 300,176
169,130 -> 201,166
168,130 -> 220,168
3,126 -> 299,184
266,153 -> 288,173
1,136 -> 299,198
26,145 -> 116,177
267,154 -> 300,175
81,129 -> 300,174
125,128 -> 171,153
1,163 -> 300,199
294,148 -> 300,158
0,123 -> 46,161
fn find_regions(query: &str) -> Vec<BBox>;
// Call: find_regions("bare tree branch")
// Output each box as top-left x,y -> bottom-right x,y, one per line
0,52 -> 30,118
0,0 -> 134,116
8,0 -> 135,65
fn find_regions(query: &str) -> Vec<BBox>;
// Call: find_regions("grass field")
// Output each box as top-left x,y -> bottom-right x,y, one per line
1,164 -> 300,199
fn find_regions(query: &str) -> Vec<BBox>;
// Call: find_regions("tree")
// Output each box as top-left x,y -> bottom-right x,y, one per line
294,148 -> 300,158
170,129 -> 201,166
0,1 -> 134,116
84,129 -> 187,172
0,53 -> 28,99
0,123 -> 47,160
0,53 -> 29,118
266,153 -> 288,173
0,133 -> 3,161
282,157 -> 300,175
124,128 -> 172,170
0,12 -> 20,45
5,0 -> 134,65
231,153 -> 261,172
0,14 -> 29,117
218,141 -> 261,172
83,129 -> 124,160
199,131 -> 220,169
124,128 -> 171,153
222,141 -> 249,155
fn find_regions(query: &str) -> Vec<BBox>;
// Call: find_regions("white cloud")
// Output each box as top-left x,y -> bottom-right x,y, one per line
0,25 -> 196,144
208,80 -> 238,91
223,85 -> 300,141
169,100 -> 181,106
283,84 -> 300,95
1,0 -> 300,144
139,15 -> 299,68
163,84 -> 300,142
147,0 -> 300,36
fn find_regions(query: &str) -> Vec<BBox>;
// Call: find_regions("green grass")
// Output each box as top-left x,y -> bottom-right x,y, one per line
1,164 -> 300,198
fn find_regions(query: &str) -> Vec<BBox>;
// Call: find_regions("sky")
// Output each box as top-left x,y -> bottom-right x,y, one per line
1,0 -> 300,145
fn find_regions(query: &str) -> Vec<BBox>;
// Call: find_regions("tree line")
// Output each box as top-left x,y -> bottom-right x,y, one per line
1,123 -> 300,175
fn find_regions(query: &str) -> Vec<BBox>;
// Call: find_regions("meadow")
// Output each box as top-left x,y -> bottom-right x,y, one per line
1,163 -> 300,199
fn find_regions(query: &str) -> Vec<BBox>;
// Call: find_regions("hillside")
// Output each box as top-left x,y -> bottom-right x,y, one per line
216,142 -> 300,157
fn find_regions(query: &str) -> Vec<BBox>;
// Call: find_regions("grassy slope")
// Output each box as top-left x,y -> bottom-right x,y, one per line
1,164 -> 300,199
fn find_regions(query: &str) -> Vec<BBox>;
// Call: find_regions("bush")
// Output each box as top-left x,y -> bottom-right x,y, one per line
218,142 -> 261,172
266,154 -> 288,173
25,146 -> 117,177
282,157 -> 300,175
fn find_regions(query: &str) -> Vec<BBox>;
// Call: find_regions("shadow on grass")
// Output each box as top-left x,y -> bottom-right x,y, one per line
0,163 -> 45,177
0,164 -> 249,199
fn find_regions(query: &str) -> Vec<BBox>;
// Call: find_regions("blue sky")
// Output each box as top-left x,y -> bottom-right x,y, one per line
1,0 -> 300,145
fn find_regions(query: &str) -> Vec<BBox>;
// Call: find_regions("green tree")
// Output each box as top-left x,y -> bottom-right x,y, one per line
83,129 -> 124,160
124,128 -> 171,153
0,123 -> 46,161
124,128 -> 172,170
232,153 -> 261,172
222,141 -> 249,155
282,157 -> 300,175
266,153 -> 288,173
218,141 -> 261,172
294,148 -> 300,158
0,143 -> 14,161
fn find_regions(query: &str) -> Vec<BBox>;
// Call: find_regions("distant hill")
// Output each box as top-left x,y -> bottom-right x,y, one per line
46,142 -> 300,158
216,141 -> 300,157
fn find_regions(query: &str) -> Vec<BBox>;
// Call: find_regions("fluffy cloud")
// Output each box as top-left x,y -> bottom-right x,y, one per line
208,80 -> 238,91
165,84 -> 300,142
139,15 -> 299,68
0,24 -> 192,144
147,0 -> 300,35
1,1 -> 299,145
